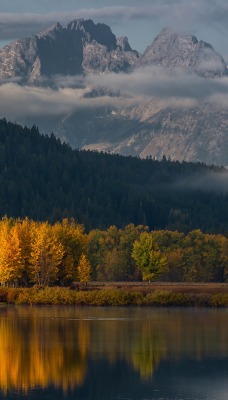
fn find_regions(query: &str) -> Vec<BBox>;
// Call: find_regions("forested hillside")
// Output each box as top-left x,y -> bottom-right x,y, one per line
0,118 -> 228,233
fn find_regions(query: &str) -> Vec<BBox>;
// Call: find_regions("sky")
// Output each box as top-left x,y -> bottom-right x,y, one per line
0,0 -> 228,60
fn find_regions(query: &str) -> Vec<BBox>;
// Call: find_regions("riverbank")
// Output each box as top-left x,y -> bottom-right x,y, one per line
0,283 -> 228,307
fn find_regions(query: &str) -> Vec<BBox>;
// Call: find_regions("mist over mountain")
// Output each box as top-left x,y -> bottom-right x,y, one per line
0,19 -> 228,166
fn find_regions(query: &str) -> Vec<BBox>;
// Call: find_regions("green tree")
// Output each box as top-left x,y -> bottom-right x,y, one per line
132,232 -> 166,281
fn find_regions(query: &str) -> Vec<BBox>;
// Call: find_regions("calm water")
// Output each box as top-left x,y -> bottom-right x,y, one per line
0,306 -> 227,400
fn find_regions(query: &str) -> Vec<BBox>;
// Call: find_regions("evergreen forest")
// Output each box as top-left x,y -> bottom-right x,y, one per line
0,118 -> 228,234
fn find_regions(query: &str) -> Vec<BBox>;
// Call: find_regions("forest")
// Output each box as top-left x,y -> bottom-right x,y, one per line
0,119 -> 228,287
0,118 -> 228,233
0,217 -> 227,287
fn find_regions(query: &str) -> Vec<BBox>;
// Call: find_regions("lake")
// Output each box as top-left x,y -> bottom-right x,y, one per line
0,306 -> 227,400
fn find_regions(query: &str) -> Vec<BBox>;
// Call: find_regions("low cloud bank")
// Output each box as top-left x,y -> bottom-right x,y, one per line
86,66 -> 228,107
1,66 -> 228,122
0,82 -> 129,120
173,170 -> 228,193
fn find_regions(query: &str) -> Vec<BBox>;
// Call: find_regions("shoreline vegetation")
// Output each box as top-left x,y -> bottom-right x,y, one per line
0,217 -> 228,308
0,283 -> 227,307
0,218 -> 228,288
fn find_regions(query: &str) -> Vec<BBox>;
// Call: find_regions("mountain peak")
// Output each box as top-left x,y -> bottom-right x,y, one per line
0,20 -> 227,83
38,22 -> 63,38
158,27 -> 198,43
141,27 -> 227,77
0,18 -> 136,82
66,19 -> 85,30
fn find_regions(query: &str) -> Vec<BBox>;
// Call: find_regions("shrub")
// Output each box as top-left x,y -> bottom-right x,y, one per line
0,286 -> 227,307
6,288 -> 21,303
0,288 -> 7,302
144,290 -> 188,306
210,293 -> 228,307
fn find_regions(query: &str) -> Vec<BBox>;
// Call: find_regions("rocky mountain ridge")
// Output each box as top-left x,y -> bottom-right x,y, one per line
0,19 -> 139,84
0,19 -> 226,83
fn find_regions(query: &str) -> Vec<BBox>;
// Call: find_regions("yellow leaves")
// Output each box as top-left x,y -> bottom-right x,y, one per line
0,311 -> 89,393
52,218 -> 86,284
0,221 -> 23,285
0,217 -> 84,287
0,217 -> 227,286
30,222 -> 64,286
77,254 -> 91,284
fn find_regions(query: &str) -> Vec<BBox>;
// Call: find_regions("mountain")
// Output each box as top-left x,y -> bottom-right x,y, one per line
0,20 -> 228,165
0,118 -> 228,233
0,19 -> 139,84
0,21 -> 226,82
140,27 -> 227,77
25,97 -> 227,167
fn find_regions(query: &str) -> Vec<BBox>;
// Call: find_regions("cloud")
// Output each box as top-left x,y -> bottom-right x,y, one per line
0,82 -> 128,120
0,8 -> 154,41
86,66 -> 228,106
0,0 -> 228,43
173,170 -> 228,193
1,64 -> 228,124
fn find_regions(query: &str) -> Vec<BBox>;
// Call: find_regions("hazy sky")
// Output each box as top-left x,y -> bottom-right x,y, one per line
0,0 -> 228,60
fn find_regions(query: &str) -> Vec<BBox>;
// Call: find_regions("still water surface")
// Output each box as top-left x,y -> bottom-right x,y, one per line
0,306 -> 227,400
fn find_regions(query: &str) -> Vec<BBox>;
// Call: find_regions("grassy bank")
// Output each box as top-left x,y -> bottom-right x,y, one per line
0,284 -> 228,307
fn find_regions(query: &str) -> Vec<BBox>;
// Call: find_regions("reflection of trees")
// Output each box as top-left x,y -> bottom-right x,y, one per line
0,307 -> 227,394
0,307 -> 90,394
131,325 -> 166,379
85,308 -> 228,380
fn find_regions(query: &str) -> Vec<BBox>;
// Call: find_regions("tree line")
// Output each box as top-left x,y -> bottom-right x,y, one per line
0,217 -> 227,287
1,118 -> 228,233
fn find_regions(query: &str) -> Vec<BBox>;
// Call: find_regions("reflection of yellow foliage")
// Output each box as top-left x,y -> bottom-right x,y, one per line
0,306 -> 227,394
0,310 -> 90,394
131,325 -> 166,379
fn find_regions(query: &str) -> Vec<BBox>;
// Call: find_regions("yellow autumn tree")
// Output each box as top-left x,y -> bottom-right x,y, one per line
0,219 -> 23,286
53,219 -> 86,285
14,218 -> 34,286
29,222 -> 64,286
77,254 -> 91,286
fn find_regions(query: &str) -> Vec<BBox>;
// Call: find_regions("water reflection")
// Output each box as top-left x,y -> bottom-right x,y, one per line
0,306 -> 227,398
